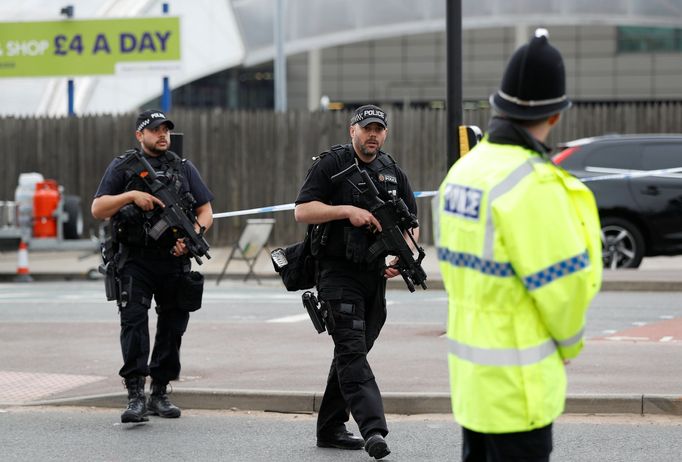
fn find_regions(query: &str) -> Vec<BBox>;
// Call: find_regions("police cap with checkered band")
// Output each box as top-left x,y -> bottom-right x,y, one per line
490,29 -> 571,120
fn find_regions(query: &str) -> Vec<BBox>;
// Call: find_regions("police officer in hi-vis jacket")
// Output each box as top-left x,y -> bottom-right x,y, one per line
438,30 -> 602,462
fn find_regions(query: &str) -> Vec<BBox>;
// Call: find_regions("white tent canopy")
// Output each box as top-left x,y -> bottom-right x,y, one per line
1,0 -> 681,116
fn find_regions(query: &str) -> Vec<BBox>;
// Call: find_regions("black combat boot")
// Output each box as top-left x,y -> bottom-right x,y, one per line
121,376 -> 148,423
147,381 -> 181,418
365,433 -> 391,460
317,428 -> 365,450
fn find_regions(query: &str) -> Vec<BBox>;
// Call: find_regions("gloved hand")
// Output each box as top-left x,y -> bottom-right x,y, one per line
345,228 -> 368,263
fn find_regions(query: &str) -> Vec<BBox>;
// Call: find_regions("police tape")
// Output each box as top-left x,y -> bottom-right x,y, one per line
212,167 -> 682,219
579,166 -> 682,183
212,191 -> 439,219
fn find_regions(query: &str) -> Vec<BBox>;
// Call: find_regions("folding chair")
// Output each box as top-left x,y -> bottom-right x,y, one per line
217,218 -> 275,285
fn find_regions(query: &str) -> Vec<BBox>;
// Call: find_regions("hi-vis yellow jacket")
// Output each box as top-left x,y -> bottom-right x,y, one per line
438,138 -> 602,434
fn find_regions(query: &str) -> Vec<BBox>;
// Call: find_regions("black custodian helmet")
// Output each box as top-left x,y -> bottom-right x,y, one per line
490,29 -> 571,120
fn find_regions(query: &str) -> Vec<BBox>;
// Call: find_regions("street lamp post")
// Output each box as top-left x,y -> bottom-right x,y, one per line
446,0 -> 463,168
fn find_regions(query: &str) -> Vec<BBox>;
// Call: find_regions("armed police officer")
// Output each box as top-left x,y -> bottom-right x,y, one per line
91,110 -> 214,423
294,105 -> 419,460
438,30 -> 602,461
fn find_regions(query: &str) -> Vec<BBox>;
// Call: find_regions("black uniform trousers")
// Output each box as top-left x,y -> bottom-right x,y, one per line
316,259 -> 389,440
462,424 -> 553,462
117,249 -> 191,384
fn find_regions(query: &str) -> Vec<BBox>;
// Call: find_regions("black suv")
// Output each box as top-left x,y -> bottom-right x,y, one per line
553,134 -> 682,269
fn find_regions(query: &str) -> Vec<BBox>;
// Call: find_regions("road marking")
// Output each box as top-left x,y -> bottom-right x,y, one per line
0,299 -> 107,304
602,329 -> 617,334
660,336 -> 674,342
266,314 -> 309,323
660,315 -> 674,320
631,321 -> 647,326
0,293 -> 33,299
205,293 -> 298,302
605,336 -> 650,341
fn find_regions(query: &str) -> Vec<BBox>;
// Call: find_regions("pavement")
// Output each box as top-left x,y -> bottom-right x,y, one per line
1,244 -> 682,417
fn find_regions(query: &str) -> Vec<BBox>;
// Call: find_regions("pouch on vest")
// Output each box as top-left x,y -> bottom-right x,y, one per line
177,271 -> 204,312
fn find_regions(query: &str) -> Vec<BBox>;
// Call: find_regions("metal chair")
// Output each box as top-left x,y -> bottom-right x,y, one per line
217,218 -> 275,285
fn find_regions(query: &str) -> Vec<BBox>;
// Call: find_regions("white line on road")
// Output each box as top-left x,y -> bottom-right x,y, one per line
0,299 -> 107,304
660,336 -> 674,342
266,314 -> 310,323
0,293 -> 33,299
606,336 -> 650,341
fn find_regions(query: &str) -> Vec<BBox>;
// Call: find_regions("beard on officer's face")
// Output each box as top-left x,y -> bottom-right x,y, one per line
359,137 -> 382,156
360,145 -> 378,156
142,137 -> 169,156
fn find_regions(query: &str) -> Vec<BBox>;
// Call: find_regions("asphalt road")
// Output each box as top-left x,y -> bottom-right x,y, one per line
1,281 -> 681,340
1,407 -> 680,462
2,281 -> 682,403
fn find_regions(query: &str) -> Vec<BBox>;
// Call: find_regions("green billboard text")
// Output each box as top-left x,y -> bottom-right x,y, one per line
0,17 -> 181,77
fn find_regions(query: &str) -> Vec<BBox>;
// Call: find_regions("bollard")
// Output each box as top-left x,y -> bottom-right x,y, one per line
15,240 -> 33,282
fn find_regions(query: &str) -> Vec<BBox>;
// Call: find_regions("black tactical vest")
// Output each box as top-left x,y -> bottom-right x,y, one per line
314,144 -> 398,258
111,149 -> 188,248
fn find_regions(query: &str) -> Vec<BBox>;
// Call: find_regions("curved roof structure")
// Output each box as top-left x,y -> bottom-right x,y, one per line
2,0 -> 682,116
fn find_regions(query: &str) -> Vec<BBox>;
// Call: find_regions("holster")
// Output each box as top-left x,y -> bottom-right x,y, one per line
118,275 -> 133,309
99,261 -> 118,302
301,291 -> 327,334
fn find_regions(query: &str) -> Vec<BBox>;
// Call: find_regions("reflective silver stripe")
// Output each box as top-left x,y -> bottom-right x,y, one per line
497,90 -> 568,107
448,338 -> 557,367
483,158 -> 544,259
556,327 -> 584,348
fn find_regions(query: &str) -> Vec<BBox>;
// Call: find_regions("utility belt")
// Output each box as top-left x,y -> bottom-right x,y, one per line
317,255 -> 382,273
101,244 -> 201,312
122,245 -> 176,259
312,222 -> 381,263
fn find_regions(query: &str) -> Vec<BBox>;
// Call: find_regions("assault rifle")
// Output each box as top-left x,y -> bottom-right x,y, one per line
131,150 -> 211,265
331,164 -> 427,292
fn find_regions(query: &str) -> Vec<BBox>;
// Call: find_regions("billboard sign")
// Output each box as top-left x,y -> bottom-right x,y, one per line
0,17 -> 181,78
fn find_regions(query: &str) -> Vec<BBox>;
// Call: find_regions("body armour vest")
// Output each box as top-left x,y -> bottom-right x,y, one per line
112,149 -> 188,249
315,144 -> 398,259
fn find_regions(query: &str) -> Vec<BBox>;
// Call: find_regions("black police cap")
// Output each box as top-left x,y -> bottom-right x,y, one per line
135,109 -> 175,132
350,105 -> 387,128
490,29 -> 571,120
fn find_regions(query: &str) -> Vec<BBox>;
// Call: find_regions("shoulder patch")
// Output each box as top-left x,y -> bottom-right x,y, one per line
442,183 -> 483,220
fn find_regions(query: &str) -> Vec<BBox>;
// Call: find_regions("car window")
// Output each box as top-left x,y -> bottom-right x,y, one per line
584,143 -> 641,169
641,143 -> 682,170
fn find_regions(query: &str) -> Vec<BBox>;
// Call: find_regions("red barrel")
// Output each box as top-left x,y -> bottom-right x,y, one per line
32,180 -> 60,238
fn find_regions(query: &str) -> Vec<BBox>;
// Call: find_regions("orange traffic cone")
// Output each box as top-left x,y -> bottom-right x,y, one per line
15,240 -> 33,282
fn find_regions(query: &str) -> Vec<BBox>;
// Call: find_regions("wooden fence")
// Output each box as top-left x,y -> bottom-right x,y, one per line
2,102 -> 681,246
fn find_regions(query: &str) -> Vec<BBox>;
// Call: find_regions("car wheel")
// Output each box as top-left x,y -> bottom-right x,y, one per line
600,217 -> 645,269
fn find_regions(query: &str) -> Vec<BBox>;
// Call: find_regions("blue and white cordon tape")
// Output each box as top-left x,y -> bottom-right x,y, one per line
579,166 -> 682,183
212,191 -> 438,219
212,168 -> 682,219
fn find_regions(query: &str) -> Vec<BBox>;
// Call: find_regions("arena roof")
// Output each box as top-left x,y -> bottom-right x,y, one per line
2,0 -> 682,116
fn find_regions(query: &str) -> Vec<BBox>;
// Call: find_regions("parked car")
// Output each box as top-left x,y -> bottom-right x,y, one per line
553,134 -> 682,269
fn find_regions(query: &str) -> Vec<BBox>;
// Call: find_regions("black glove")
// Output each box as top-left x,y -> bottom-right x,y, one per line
345,228 -> 368,263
